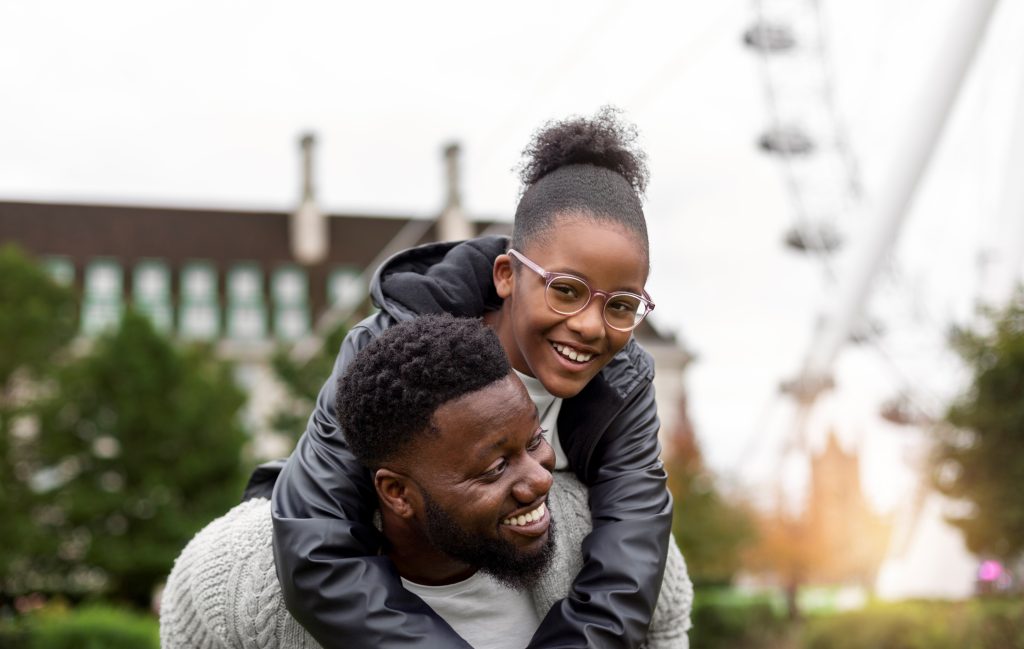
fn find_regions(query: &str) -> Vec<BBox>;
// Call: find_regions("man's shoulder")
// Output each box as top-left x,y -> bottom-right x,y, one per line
161,499 -> 318,649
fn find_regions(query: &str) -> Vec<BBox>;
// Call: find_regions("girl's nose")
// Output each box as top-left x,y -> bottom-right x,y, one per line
565,298 -> 606,340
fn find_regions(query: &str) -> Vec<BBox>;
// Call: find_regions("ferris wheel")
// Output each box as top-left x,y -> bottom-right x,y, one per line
745,0 -> 863,271
743,0 -> 1023,597
747,0 -> 1004,422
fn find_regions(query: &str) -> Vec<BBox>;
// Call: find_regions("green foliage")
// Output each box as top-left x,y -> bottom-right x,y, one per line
933,294 -> 1024,561
690,588 -> 789,649
0,246 -> 77,603
0,245 -> 77,386
269,322 -> 348,443
668,459 -> 756,586
685,595 -> 1024,649
0,604 -> 158,649
25,312 -> 249,605
802,599 -> 1024,649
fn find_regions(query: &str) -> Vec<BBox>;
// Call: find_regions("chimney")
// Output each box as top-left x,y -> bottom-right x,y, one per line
437,142 -> 473,242
290,133 -> 328,265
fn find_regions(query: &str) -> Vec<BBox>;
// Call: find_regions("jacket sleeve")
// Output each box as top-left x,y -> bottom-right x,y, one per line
527,379 -> 674,649
270,319 -> 472,649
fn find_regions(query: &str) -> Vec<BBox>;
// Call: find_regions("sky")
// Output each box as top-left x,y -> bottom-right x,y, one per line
3,0 -> 1023,517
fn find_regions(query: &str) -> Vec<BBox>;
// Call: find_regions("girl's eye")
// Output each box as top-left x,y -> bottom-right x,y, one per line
607,296 -> 640,314
549,280 -> 582,299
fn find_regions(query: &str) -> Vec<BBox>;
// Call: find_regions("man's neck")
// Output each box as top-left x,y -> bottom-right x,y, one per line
381,514 -> 478,586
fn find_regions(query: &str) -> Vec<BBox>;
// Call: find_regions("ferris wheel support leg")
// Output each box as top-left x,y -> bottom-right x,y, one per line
979,42 -> 1024,309
795,0 -> 1000,396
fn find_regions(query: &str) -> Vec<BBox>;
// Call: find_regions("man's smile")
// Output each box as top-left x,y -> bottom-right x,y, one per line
501,501 -> 549,538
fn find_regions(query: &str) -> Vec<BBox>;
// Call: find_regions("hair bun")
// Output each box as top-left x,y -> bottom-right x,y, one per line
518,106 -> 649,196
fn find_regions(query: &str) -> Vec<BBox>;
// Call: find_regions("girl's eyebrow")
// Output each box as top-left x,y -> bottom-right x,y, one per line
549,266 -> 645,294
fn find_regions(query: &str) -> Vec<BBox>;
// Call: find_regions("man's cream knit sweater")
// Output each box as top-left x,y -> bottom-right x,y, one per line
160,472 -> 692,648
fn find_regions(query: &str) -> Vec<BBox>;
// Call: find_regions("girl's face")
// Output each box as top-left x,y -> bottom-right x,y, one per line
490,215 -> 649,399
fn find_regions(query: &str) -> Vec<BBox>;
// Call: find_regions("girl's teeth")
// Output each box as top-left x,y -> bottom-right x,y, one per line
552,343 -> 593,363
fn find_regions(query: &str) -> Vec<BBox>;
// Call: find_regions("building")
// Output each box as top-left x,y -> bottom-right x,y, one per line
0,137 -> 692,458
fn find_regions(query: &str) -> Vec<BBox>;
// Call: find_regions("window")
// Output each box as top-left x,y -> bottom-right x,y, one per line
272,265 -> 309,341
133,260 -> 172,333
43,256 -> 74,287
328,267 -> 363,311
81,259 -> 123,335
179,261 -> 220,340
227,263 -> 266,340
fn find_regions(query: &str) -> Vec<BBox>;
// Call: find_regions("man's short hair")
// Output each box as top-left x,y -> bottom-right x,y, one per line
336,314 -> 511,468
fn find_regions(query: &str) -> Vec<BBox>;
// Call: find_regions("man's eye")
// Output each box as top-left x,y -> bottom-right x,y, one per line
527,430 -> 547,451
484,459 -> 508,477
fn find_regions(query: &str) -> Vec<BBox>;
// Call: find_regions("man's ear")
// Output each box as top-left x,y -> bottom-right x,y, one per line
374,468 -> 417,519
493,253 -> 514,299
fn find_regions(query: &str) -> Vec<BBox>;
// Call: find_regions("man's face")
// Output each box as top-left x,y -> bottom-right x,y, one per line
407,373 -> 556,589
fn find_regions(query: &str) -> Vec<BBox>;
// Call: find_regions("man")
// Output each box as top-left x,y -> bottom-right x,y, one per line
160,315 -> 691,648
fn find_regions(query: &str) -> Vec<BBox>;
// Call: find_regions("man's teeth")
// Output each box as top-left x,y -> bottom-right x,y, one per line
502,502 -> 546,527
552,343 -> 593,363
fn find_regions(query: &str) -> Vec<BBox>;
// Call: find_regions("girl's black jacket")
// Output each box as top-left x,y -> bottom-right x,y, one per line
244,236 -> 673,648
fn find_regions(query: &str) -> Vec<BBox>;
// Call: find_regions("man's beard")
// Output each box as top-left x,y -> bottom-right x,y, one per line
421,492 -> 555,591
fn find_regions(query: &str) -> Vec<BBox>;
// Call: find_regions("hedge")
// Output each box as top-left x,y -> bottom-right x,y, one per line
802,598 -> 1024,649
0,604 -> 158,649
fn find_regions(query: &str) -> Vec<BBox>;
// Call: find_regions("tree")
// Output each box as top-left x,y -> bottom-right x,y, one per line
668,460 -> 756,587
0,245 -> 77,603
933,293 -> 1024,563
29,311 -> 250,605
0,245 -> 77,386
744,433 -> 890,619
269,321 -> 348,444
665,397 -> 755,587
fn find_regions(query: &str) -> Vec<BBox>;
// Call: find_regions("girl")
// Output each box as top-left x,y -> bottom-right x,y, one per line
252,107 -> 674,648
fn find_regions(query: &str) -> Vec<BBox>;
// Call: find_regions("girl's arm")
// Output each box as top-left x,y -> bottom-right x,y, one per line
269,317 -> 472,649
528,366 -> 674,649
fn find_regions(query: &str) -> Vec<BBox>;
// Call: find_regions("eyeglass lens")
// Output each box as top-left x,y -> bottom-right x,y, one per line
545,276 -> 648,330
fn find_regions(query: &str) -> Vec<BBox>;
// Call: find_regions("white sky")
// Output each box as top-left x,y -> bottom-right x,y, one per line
3,0 -> 1023,514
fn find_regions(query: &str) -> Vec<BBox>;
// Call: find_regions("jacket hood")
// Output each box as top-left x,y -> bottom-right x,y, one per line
370,235 -> 508,321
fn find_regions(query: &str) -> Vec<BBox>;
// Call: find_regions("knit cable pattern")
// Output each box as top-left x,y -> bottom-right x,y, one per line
161,498 -> 319,649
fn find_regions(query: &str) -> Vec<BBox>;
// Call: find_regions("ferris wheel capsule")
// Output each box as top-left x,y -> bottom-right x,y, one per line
759,126 -> 815,156
743,21 -> 797,53
784,223 -> 843,253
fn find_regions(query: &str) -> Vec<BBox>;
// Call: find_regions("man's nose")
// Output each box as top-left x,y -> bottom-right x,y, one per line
513,453 -> 554,504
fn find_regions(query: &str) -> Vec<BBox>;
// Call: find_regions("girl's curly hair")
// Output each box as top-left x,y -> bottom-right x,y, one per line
512,106 -> 649,255
518,105 -> 648,195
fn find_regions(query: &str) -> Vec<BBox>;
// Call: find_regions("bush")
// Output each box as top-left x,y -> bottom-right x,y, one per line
802,599 -> 1024,649
690,588 -> 789,649
0,605 -> 158,649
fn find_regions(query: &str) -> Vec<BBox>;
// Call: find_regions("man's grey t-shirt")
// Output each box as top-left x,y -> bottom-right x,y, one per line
402,572 -> 540,649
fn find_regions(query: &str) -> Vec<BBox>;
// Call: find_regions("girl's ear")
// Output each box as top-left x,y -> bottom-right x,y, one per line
493,253 -> 514,299
374,468 -> 416,519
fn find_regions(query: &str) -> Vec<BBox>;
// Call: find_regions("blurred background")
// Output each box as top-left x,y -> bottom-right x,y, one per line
2,0 -> 1023,647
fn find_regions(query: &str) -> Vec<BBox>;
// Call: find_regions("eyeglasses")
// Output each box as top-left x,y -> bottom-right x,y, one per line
507,249 -> 655,332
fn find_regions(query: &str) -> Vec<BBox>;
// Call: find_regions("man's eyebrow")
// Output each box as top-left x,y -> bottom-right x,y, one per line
474,406 -> 541,461
476,436 -> 508,461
